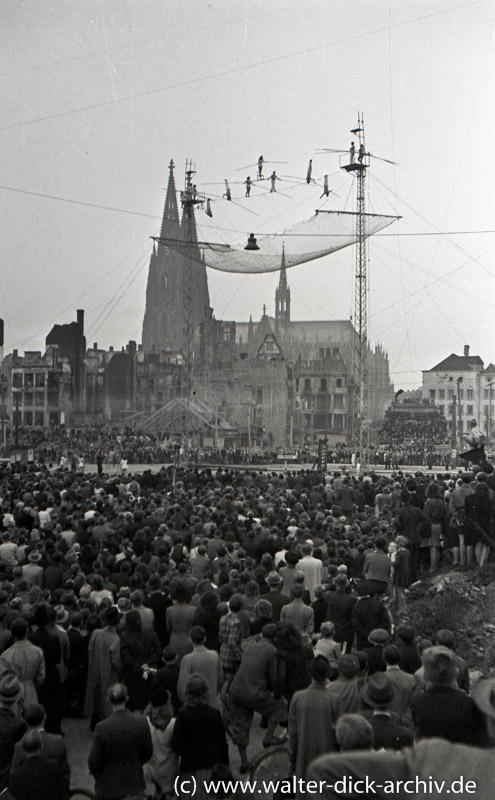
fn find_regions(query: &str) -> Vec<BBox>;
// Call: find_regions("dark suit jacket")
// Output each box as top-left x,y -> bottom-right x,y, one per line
9,755 -> 64,800
12,731 -> 70,800
0,709 -> 26,790
361,710 -> 414,750
88,708 -> 153,800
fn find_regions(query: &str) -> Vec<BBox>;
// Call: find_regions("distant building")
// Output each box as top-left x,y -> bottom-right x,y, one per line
3,346 -> 73,429
422,346 -> 495,440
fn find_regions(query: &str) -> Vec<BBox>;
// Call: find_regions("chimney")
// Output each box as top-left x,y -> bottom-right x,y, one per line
464,345 -> 470,357
76,309 -> 84,332
109,346 -> 114,353
13,349 -> 18,359
93,343 -> 98,350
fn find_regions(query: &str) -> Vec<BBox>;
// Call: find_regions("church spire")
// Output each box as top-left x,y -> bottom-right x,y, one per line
159,159 -> 180,240
279,244 -> 287,288
275,245 -> 290,331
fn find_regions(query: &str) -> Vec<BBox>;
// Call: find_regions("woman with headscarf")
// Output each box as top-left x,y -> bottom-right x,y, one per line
121,609 -> 161,711
171,675 -> 229,800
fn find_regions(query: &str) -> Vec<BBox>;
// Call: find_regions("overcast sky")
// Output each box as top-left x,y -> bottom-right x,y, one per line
1,0 -> 493,390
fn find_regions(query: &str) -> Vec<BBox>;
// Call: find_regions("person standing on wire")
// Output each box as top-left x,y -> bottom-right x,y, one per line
257,156 -> 264,180
320,175 -> 329,198
270,171 -> 278,192
306,159 -> 313,184
223,180 -> 232,201
245,176 -> 253,197
350,142 -> 356,163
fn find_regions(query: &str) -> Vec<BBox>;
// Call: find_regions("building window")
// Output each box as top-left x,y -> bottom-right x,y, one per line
24,411 -> 33,426
439,389 -> 445,399
319,348 -> 325,359
23,392 -> 33,406
484,389 -> 489,400
467,405 -> 473,415
459,389 -> 464,399
320,378 -> 327,391
437,404 -> 444,414
448,405 -> 453,415
12,373 -> 22,388
24,373 -> 34,387
448,389 -> 453,399
458,405 -> 463,415
295,379 -> 299,391
34,392 -> 44,407
429,389 -> 435,400
34,411 -> 44,426
336,378 -> 342,388
304,379 -> 311,391
256,387 -> 263,404
334,394 -> 344,410
467,389 -> 473,400
35,374 -> 45,388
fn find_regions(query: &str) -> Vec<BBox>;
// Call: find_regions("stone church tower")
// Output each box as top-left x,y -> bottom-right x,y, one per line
142,161 -> 210,353
274,246 -> 290,333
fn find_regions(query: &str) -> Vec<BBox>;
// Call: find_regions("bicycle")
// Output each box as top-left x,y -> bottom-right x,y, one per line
249,744 -> 293,799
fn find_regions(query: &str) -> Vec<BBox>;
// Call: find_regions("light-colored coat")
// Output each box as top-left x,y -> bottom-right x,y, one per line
84,625 -> 122,719
289,682 -> 338,793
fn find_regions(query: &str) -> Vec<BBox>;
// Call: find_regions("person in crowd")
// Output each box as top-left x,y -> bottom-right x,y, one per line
314,621 -> 341,666
335,713 -> 374,751
143,686 -> 178,800
1,617 -> 45,706
288,655 -> 338,792
260,571 -> 290,622
177,626 -> 223,709
11,703 -> 70,799
327,654 -> 363,718
275,621 -> 312,703
88,682 -> 153,800
325,574 -> 356,654
84,605 -> 122,728
360,672 -> 414,750
351,582 -> 391,651
29,603 -> 63,735
171,675 -> 229,800
362,536 -> 391,596
0,674 -> 26,792
229,624 -> 287,772
219,594 -> 243,674
9,729 -> 66,800
120,609 -> 161,712
280,584 -> 314,644
411,646 -> 488,746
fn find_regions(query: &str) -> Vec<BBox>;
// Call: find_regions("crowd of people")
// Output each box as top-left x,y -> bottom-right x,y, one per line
0,458 -> 494,800
3,421 -> 471,475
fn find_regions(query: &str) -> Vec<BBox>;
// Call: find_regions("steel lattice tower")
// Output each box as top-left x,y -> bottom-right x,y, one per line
341,114 -> 370,460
